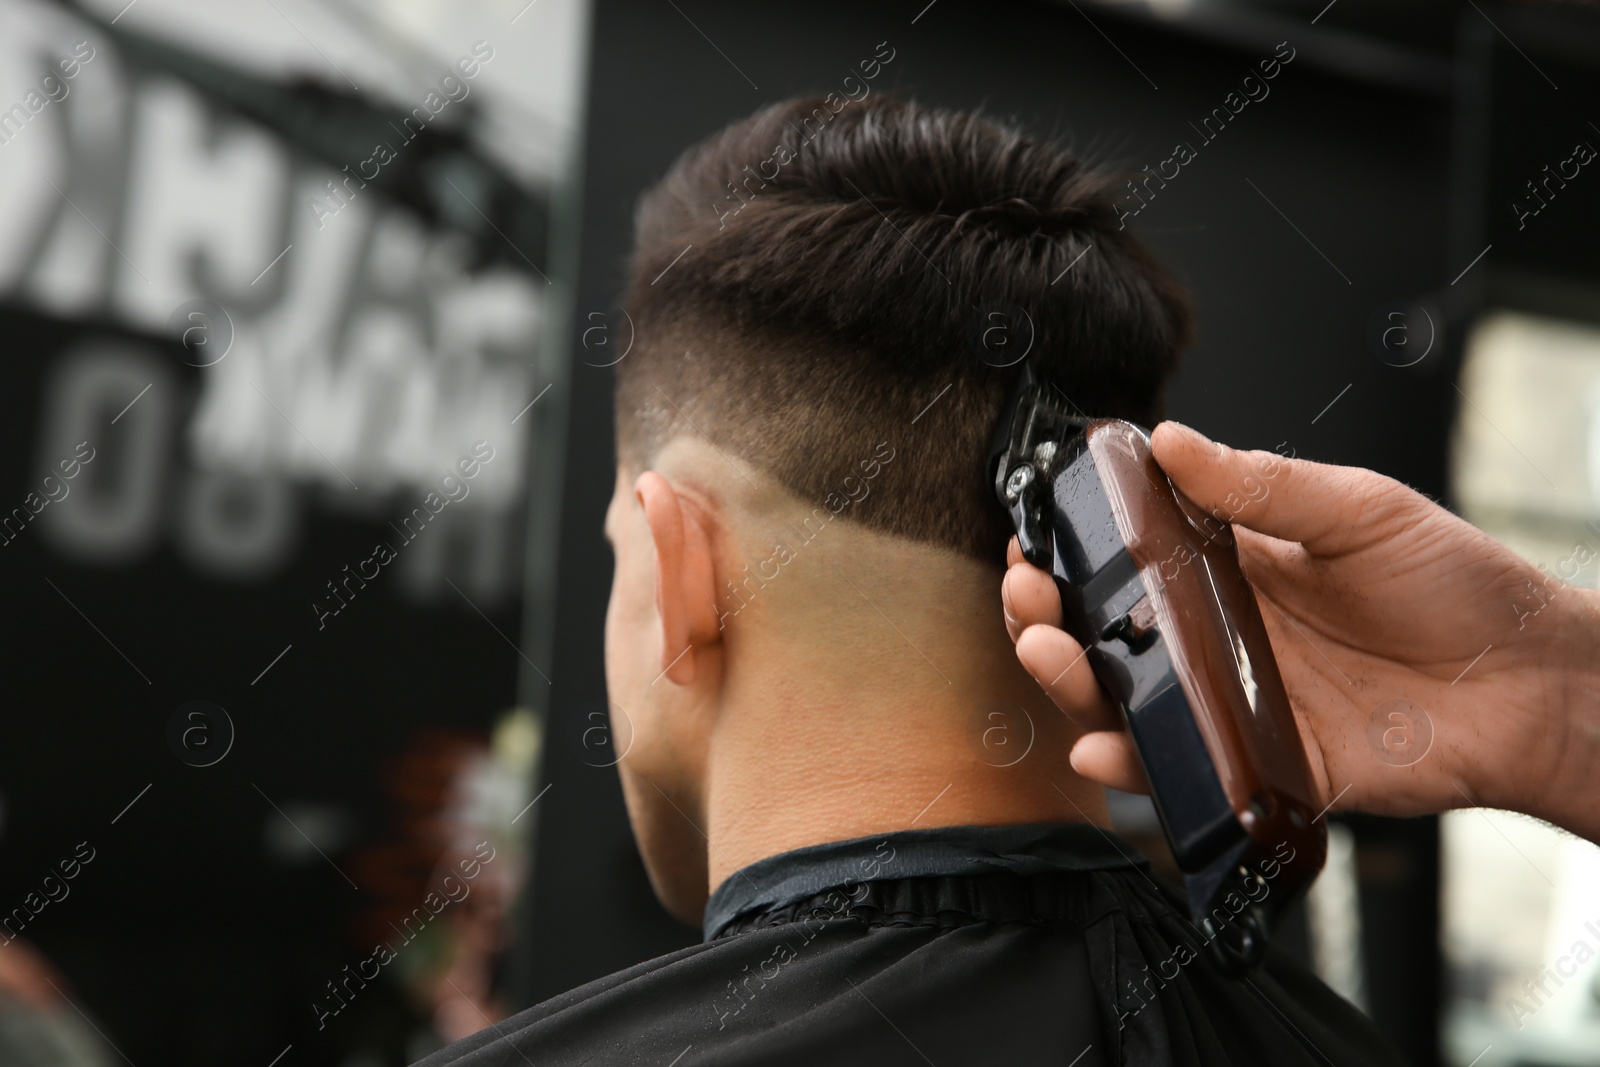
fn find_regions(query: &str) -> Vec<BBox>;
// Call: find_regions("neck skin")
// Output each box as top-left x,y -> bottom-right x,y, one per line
657,441 -> 1110,896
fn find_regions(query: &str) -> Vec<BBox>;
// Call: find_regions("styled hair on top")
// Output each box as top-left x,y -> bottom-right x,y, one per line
615,95 -> 1193,563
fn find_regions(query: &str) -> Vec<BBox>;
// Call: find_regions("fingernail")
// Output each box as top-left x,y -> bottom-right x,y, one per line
1163,421 -> 1210,445
1159,420 -> 1222,455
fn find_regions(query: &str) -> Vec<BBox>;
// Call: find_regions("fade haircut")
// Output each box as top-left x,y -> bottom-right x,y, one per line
614,95 -> 1193,563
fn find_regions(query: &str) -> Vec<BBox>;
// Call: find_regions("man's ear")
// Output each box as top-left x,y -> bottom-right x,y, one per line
634,472 -> 723,685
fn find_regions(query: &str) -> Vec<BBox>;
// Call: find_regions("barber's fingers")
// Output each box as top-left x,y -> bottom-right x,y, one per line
1070,732 -> 1150,795
1149,421 -> 1414,559
1006,534 -> 1025,568
1005,541 -> 1149,795
1002,549 -> 1062,642
1014,623 -> 1121,734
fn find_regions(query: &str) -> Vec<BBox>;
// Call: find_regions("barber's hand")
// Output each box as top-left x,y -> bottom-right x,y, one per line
1002,421 -> 1600,843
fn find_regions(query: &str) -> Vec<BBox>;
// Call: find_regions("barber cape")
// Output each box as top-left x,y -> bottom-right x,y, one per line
416,822 -> 1405,1066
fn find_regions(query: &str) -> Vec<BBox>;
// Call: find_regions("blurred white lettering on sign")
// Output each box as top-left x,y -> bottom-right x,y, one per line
0,2 -> 543,604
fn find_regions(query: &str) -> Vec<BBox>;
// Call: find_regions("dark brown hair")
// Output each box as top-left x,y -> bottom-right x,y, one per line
615,95 -> 1192,563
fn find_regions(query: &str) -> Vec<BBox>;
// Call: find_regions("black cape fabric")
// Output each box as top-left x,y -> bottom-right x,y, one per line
416,822 -> 1408,1066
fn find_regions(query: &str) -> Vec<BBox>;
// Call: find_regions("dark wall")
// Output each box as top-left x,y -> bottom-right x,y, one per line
527,2 -> 1458,1062
0,306 -> 523,1066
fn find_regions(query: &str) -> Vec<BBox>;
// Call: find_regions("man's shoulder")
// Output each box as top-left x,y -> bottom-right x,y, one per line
415,907 -> 1103,1066
414,859 -> 1407,1067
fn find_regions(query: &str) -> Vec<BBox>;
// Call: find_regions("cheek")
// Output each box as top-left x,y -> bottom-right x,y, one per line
603,569 -> 640,695
603,542 -> 660,699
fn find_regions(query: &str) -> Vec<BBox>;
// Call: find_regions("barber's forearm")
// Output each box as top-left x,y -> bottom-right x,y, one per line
1530,585 -> 1600,843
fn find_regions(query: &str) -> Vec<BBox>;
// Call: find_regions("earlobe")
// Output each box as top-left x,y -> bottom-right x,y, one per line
635,473 -> 723,685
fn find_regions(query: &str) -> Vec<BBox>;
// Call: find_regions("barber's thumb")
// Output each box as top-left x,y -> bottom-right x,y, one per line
1149,420 -> 1242,504
1152,421 -> 1279,520
1151,420 -> 1365,552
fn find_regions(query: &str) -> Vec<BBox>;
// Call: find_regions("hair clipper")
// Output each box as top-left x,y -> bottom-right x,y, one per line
989,365 -> 1326,972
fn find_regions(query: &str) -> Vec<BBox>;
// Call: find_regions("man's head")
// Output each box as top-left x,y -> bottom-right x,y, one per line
602,95 -> 1192,920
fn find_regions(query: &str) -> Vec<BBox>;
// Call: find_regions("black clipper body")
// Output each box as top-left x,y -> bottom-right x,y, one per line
990,367 -> 1326,972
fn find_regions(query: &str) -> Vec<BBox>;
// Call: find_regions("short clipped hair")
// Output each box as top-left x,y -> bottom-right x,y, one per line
614,95 -> 1193,563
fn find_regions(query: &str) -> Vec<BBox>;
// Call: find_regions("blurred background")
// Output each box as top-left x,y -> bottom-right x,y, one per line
0,1 -> 1597,1065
